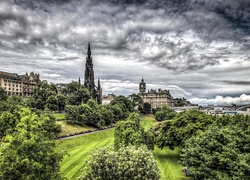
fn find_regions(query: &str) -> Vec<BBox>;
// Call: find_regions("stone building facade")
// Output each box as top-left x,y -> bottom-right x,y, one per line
84,42 -> 102,104
138,78 -> 173,109
0,71 -> 40,98
102,93 -> 116,105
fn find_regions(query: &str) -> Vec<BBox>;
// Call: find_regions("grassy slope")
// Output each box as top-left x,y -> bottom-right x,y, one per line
56,121 -> 96,137
154,147 -> 187,180
142,116 -> 187,179
56,129 -> 114,180
56,115 -> 186,180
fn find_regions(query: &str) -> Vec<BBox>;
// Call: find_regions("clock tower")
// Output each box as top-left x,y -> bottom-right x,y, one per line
139,78 -> 146,94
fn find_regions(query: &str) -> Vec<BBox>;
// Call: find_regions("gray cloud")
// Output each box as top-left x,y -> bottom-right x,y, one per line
0,0 -> 250,104
219,81 -> 250,86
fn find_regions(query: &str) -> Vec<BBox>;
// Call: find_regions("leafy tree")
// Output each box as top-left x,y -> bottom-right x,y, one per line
63,81 -> 90,105
24,96 -> 36,109
155,105 -> 176,121
79,145 -> 160,180
128,93 -> 143,110
155,109 -> 214,150
56,94 -> 66,111
114,112 -> 154,150
65,103 -> 103,127
33,80 -> 58,109
4,95 -> 24,113
143,102 -> 151,114
110,104 -> 124,122
181,126 -> 250,179
86,99 -> 99,109
65,105 -> 80,123
0,112 -> 18,137
111,95 -> 133,119
39,112 -> 61,139
0,87 -> 7,101
100,106 -> 114,125
0,108 -> 64,180
46,95 -> 58,111
66,94 -> 78,106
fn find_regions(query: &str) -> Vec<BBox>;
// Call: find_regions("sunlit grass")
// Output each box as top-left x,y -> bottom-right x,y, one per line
56,116 -> 186,180
53,113 -> 66,120
56,129 -> 115,180
154,147 -> 188,180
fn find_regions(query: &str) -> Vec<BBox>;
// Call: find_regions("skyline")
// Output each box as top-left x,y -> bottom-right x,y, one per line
0,0 -> 250,105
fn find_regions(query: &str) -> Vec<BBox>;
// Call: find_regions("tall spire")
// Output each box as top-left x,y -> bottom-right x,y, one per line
97,78 -> 101,90
87,42 -> 91,58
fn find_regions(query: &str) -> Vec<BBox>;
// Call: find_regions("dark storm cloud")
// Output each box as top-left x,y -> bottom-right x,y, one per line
219,81 -> 250,86
1,0 -> 250,104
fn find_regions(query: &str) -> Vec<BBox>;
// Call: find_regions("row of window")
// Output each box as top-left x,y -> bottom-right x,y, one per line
4,87 -> 22,91
3,79 -> 22,84
4,83 -> 22,87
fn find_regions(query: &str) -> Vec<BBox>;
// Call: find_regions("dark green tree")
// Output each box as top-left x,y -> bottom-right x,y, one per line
56,94 -> 66,111
46,95 -> 58,111
128,93 -> 143,110
0,87 -> 7,101
181,126 -> 250,179
0,112 -> 18,137
100,106 -> 114,125
86,99 -> 99,109
155,105 -> 177,121
79,145 -> 160,180
155,109 -> 214,150
114,112 -> 154,150
33,80 -> 58,109
63,81 -> 90,105
65,105 -> 80,123
110,104 -> 124,122
143,102 -> 151,114
24,96 -> 36,109
0,108 -> 64,180
111,95 -> 133,119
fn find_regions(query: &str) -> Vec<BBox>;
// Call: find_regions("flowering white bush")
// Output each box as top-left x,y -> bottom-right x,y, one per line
78,145 -> 160,180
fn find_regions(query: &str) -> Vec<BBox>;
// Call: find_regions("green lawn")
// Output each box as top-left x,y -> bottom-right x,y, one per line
53,113 -> 66,120
56,129 -> 115,180
154,147 -> 187,180
56,116 -> 186,180
140,116 -> 157,131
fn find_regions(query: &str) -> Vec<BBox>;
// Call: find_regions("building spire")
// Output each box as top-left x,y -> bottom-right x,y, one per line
87,42 -> 91,58
141,76 -> 144,83
97,78 -> 101,90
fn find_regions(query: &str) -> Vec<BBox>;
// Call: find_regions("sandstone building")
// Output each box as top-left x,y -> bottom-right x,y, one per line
0,71 -> 40,98
138,78 -> 173,109
102,93 -> 116,105
84,42 -> 102,104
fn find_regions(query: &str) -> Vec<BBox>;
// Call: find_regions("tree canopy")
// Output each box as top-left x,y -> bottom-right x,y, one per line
153,109 -> 214,150
0,87 -> 7,101
181,125 -> 250,179
79,145 -> 160,180
114,112 -> 154,150
0,108 -> 64,180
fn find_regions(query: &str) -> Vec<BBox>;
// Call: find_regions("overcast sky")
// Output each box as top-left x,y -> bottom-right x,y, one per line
0,0 -> 250,105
